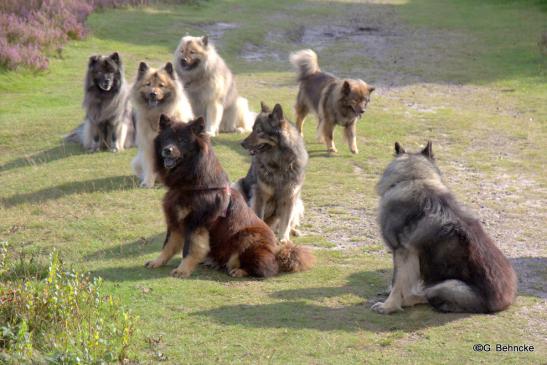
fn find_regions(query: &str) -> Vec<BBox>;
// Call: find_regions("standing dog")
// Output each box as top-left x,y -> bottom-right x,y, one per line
372,142 -> 517,314
234,102 -> 307,243
290,49 -> 374,154
131,61 -> 193,188
145,115 -> 314,278
174,35 -> 254,136
65,52 -> 135,152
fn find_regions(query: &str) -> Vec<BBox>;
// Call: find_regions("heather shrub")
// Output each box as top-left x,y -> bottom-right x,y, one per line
0,0 -> 149,71
0,242 -> 137,364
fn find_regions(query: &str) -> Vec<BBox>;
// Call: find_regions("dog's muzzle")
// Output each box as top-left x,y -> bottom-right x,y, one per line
162,146 -> 179,169
147,92 -> 160,107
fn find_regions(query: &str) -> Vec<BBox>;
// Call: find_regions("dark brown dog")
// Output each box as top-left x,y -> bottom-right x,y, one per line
144,115 -> 315,278
290,49 -> 374,154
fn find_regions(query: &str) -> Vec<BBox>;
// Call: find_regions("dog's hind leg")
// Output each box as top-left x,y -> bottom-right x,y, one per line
82,120 -> 100,152
112,122 -> 128,152
372,248 -> 424,314
140,142 -> 157,188
239,245 -> 278,278
320,119 -> 337,153
295,98 -> 309,136
425,280 -> 486,313
276,194 -> 297,244
145,230 -> 184,268
171,228 -> 210,278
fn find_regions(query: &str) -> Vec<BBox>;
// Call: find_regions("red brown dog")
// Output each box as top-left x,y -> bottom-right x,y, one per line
144,115 -> 315,278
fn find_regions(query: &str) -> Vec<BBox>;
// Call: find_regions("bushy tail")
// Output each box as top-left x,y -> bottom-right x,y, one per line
276,243 -> 315,273
64,123 -> 84,144
235,97 -> 256,132
289,49 -> 320,80
425,280 -> 487,313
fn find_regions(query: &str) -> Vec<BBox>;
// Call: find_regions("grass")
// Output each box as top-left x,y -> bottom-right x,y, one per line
1,0 -> 546,363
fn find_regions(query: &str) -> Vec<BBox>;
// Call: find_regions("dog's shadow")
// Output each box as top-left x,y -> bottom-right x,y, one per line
192,270 -> 470,332
0,144 -> 85,173
1,175 -> 139,207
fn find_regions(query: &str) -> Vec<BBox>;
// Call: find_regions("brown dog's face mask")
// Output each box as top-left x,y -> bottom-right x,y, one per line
341,80 -> 375,117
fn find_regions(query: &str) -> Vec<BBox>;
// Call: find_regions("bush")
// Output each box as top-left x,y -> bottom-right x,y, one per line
0,0 -> 149,71
0,241 -> 136,364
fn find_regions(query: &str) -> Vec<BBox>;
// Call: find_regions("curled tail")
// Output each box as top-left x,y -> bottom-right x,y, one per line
289,49 -> 320,80
276,243 -> 315,273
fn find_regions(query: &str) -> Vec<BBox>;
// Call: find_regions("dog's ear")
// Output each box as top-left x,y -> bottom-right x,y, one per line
260,101 -> 271,113
394,142 -> 405,155
164,62 -> 175,79
270,103 -> 284,122
202,35 -> 208,47
88,55 -> 99,67
109,52 -> 120,65
137,62 -> 149,80
191,116 -> 206,136
342,81 -> 351,96
159,114 -> 172,130
421,141 -> 434,159
368,85 -> 375,94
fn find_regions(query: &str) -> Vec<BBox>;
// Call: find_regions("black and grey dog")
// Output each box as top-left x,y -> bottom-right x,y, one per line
233,102 -> 308,243
372,141 -> 517,314
65,52 -> 135,152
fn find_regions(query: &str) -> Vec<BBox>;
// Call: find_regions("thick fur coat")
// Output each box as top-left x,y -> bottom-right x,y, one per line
290,49 -> 374,154
174,35 -> 254,136
65,52 -> 135,152
130,61 -> 194,188
234,102 -> 307,242
145,115 -> 314,278
372,141 -> 517,314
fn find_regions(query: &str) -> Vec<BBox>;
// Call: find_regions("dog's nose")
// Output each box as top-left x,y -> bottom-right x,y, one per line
162,146 -> 173,157
149,91 -> 157,99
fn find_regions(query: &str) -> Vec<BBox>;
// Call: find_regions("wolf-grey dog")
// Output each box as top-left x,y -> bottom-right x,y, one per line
65,52 -> 135,152
174,35 -> 254,136
372,141 -> 517,314
233,102 -> 307,243
290,49 -> 374,154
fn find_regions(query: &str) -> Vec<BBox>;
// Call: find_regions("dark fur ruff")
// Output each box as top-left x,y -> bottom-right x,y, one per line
154,115 -> 314,277
377,142 -> 517,313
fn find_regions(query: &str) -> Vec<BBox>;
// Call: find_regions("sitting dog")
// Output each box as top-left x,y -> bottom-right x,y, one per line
144,115 -> 315,278
372,141 -> 517,314
234,102 -> 307,243
290,49 -> 374,154
65,52 -> 135,152
174,35 -> 254,136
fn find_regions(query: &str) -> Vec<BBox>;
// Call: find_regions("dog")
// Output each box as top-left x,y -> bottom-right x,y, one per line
144,114 -> 315,278
130,61 -> 194,188
372,141 -> 517,314
233,102 -> 307,243
289,49 -> 374,154
174,35 -> 254,136
65,52 -> 135,152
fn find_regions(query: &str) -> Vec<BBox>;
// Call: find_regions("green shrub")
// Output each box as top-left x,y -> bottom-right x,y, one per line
0,242 -> 136,364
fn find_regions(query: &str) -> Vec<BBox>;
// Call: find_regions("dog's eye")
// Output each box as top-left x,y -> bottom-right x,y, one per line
190,50 -> 195,55
159,83 -> 165,87
145,82 -> 151,86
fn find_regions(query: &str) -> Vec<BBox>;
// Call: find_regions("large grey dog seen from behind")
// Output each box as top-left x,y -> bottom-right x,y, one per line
372,141 -> 517,314
65,52 -> 135,152
234,103 -> 308,243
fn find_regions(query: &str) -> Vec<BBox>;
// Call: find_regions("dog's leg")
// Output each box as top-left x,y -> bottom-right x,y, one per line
252,183 -> 269,220
112,122 -> 128,152
226,253 -> 248,278
321,119 -> 337,153
171,228 -> 210,278
344,122 -> 358,154
131,151 -> 143,181
205,101 -> 224,136
372,249 -> 423,314
295,101 -> 309,136
276,194 -> 296,244
140,142 -> 157,188
145,230 -> 184,268
83,120 -> 100,152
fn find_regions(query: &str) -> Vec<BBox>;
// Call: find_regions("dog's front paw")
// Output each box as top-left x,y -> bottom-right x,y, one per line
140,180 -> 155,188
290,228 -> 302,237
371,301 -> 402,314
279,238 -> 292,245
144,259 -> 164,269
351,148 -> 359,154
170,267 -> 192,278
229,268 -> 248,278
327,147 -> 338,153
